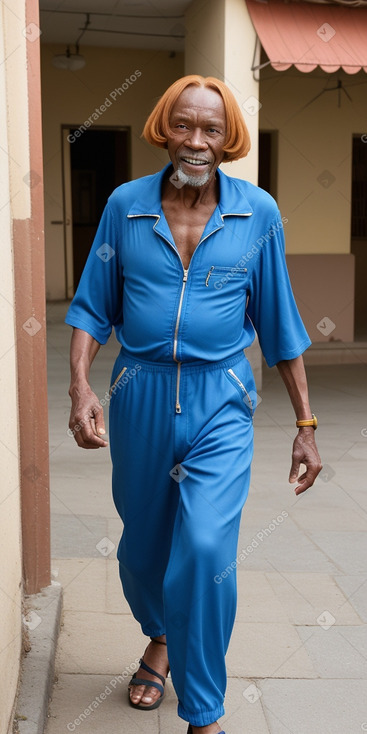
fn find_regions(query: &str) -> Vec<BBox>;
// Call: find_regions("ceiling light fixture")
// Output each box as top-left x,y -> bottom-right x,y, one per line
52,13 -> 90,71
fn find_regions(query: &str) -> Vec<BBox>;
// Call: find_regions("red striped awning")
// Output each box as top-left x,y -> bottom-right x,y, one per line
246,0 -> 367,73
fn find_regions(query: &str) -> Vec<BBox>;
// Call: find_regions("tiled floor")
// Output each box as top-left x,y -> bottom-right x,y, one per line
45,301 -> 367,734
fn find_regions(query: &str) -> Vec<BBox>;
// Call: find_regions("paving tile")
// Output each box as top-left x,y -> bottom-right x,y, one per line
50,473 -> 117,518
296,625 -> 367,678
309,531 -> 367,574
265,571 -> 362,625
238,520 -> 338,573
226,622 -> 316,679
105,558 -> 132,614
44,673 -> 160,734
52,559 -> 106,613
221,677 -> 270,734
236,572 -> 289,623
259,679 -> 367,734
56,611 -> 143,675
334,575 -> 367,622
288,505 -> 367,531
51,514 -> 117,559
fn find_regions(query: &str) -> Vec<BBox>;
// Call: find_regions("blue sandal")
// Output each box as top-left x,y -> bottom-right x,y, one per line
128,637 -> 168,710
187,727 -> 226,734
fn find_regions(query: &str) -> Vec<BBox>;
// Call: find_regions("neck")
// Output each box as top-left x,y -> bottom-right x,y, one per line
163,168 -> 219,208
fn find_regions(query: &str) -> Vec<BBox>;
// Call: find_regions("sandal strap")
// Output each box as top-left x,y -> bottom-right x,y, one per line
150,636 -> 167,645
139,658 -> 166,686
129,675 -> 164,696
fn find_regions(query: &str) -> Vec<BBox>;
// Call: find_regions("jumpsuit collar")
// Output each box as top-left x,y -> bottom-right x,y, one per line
127,163 -> 253,245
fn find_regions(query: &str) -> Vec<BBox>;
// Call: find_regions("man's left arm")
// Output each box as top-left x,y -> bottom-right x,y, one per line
276,355 -> 322,495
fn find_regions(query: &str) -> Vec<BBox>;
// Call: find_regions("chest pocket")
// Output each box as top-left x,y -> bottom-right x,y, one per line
204,265 -> 248,290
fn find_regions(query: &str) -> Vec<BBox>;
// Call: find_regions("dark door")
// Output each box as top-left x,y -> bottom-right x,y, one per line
351,135 -> 367,340
69,127 -> 130,292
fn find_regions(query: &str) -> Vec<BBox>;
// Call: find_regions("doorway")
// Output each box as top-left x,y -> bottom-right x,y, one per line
351,134 -> 367,341
258,130 -> 278,199
62,126 -> 130,296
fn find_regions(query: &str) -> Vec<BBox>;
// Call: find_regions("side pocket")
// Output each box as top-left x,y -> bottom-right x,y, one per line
109,366 -> 127,397
225,367 -> 254,416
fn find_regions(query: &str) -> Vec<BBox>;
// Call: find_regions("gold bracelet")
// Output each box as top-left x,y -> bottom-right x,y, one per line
296,414 -> 317,430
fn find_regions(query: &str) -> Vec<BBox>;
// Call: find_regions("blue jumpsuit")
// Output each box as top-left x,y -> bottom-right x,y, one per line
65,163 -> 311,726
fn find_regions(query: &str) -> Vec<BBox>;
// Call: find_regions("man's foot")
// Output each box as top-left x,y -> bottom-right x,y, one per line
129,635 -> 169,707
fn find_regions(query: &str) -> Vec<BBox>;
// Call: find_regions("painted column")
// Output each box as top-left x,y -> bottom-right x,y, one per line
184,0 -> 262,385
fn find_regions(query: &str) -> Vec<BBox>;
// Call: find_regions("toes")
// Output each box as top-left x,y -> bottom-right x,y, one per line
141,686 -> 159,704
130,684 -> 159,706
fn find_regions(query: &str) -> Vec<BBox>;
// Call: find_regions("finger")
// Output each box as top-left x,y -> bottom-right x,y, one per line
289,456 -> 301,483
94,406 -> 106,437
294,471 -> 317,495
75,420 -> 108,449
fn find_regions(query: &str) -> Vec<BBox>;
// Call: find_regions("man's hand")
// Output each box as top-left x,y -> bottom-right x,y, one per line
69,385 -> 108,449
289,427 -> 322,495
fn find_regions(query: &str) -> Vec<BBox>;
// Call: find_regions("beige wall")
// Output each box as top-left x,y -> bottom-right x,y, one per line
185,0 -> 259,185
0,2 -> 25,732
41,45 -> 184,299
259,67 -> 367,255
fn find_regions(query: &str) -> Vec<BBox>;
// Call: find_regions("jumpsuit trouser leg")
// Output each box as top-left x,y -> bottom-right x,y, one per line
109,349 -> 255,727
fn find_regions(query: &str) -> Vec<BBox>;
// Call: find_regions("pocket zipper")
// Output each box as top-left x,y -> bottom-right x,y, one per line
227,368 -> 253,414
205,266 -> 214,286
109,366 -> 127,396
205,265 -> 248,287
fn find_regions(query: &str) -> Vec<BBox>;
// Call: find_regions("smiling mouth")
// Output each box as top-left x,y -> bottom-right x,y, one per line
180,157 -> 210,166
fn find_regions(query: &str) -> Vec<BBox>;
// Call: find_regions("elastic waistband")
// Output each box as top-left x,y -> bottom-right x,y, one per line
118,349 -> 247,374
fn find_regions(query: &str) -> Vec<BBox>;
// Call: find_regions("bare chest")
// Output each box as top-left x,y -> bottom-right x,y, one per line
163,204 -> 216,270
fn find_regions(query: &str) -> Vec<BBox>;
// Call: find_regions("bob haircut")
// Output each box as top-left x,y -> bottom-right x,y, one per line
142,75 -> 251,162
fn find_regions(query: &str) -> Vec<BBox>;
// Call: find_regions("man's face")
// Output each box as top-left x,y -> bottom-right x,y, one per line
166,86 -> 227,188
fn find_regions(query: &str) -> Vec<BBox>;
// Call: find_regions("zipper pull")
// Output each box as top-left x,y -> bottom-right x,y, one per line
183,269 -> 188,282
205,266 -> 214,287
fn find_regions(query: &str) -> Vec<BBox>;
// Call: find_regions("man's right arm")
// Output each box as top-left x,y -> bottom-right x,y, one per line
68,328 -> 108,449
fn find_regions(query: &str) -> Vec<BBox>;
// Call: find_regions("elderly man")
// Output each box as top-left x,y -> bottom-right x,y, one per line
66,75 -> 322,734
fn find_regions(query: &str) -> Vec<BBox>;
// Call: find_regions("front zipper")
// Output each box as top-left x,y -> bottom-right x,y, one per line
173,269 -> 188,414
173,269 -> 188,361
227,368 -> 253,415
151,215 -> 225,414
109,366 -> 127,396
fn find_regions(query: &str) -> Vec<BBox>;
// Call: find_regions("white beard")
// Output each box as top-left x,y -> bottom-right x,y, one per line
176,164 -> 211,188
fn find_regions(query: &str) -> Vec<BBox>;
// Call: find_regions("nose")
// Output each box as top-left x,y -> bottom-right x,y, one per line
185,127 -> 208,150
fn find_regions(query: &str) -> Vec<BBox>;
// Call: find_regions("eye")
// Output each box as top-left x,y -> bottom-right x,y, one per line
176,123 -> 188,129
208,127 -> 220,134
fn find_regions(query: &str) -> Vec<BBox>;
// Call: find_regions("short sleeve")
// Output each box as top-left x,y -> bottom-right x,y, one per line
65,202 -> 123,344
246,216 -> 311,367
